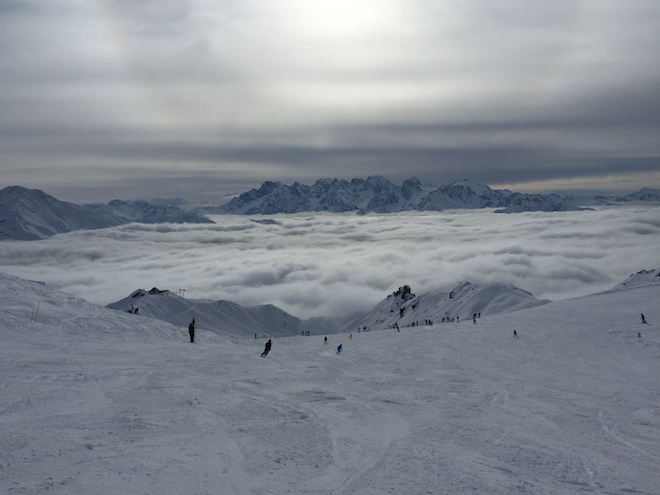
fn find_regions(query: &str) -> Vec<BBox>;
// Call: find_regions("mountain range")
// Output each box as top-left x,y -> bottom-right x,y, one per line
0,185 -> 212,241
104,278 -> 558,339
2,180 -> 660,241
199,177 -> 660,215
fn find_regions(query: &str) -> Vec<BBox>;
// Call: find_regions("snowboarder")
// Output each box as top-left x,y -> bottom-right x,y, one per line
513,330 -> 518,338
324,336 -> 327,345
188,320 -> 195,343
337,344 -> 342,355
261,339 -> 272,357
641,313 -> 646,324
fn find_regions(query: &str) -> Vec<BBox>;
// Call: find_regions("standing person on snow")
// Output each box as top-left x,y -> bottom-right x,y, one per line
261,339 -> 272,357
324,336 -> 327,345
513,330 -> 518,338
188,319 -> 195,343
641,313 -> 646,324
337,344 -> 342,355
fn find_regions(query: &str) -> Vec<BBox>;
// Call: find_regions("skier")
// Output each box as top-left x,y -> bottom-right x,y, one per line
324,336 -> 327,345
513,330 -> 518,339
188,319 -> 195,343
337,344 -> 343,355
641,313 -> 646,324
261,339 -> 272,357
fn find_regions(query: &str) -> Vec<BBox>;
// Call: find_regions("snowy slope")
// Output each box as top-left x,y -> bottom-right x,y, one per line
611,268 -> 660,290
107,288 -> 315,338
1,271 -> 659,494
339,281 -> 549,333
107,282 -> 548,338
0,186 -> 125,241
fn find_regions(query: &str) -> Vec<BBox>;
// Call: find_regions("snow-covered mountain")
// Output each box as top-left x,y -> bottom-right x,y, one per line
199,176 -> 435,215
90,199 -> 213,225
0,186 -> 213,241
3,181 -> 658,241
610,268 -> 660,290
204,177 -> 660,215
615,187 -> 660,202
2,269 -> 659,494
106,281 -> 546,338
107,287 -> 345,338
339,281 -> 549,333
0,186 -> 126,241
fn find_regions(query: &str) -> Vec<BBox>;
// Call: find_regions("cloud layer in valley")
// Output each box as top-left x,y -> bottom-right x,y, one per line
0,206 -> 659,320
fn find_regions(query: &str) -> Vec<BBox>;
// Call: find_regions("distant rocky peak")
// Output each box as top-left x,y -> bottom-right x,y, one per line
391,285 -> 415,301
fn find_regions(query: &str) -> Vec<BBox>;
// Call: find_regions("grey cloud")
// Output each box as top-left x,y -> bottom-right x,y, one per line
1,1 -> 659,199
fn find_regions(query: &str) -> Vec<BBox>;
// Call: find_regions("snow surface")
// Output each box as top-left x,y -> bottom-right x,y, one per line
2,271 -> 660,494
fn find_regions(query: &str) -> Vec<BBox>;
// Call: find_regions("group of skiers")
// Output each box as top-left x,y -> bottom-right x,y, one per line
184,311 -> 651,353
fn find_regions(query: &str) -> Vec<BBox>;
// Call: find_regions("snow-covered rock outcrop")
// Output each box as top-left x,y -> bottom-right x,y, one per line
610,268 -> 660,291
339,281 -> 549,333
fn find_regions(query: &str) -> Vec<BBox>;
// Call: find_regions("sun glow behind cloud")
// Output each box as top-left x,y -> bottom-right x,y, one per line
0,207 -> 658,320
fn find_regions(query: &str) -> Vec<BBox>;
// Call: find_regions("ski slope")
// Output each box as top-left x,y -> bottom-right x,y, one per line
1,271 -> 659,494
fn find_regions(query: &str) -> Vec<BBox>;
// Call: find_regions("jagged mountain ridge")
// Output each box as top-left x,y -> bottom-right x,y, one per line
339,281 -> 550,333
202,177 -> 660,215
0,186 -> 213,241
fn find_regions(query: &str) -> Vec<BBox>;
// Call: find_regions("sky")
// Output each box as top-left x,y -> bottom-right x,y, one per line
0,206 -> 658,320
1,1 -> 659,203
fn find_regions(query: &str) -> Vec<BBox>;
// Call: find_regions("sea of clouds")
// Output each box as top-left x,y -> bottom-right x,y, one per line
1,205 -> 658,320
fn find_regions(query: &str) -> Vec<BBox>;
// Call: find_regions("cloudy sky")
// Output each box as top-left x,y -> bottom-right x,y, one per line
1,0 -> 659,202
0,206 -> 658,320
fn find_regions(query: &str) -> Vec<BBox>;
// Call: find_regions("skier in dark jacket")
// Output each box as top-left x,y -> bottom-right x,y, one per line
261,339 -> 272,357
188,319 -> 195,343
